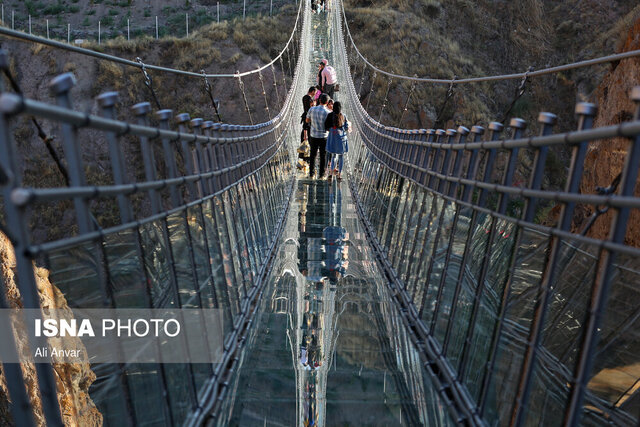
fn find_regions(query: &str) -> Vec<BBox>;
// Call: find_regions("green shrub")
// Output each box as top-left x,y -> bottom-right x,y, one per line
25,1 -> 45,18
82,17 -> 91,26
193,10 -> 214,26
42,3 -> 65,15
109,9 -> 119,16
166,13 -> 187,32
118,13 -> 130,28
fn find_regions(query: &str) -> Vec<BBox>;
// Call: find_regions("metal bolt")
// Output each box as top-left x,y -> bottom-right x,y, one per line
49,73 -> 76,95
509,118 -> 527,130
471,125 -> 485,136
537,112 -> 557,125
176,113 -> 191,124
631,86 -> 640,102
488,121 -> 504,132
446,128 -> 457,136
191,118 -> 203,128
203,121 -> 213,129
96,91 -> 118,108
131,102 -> 152,116
156,109 -> 173,121
457,126 -> 470,136
575,102 -> 597,117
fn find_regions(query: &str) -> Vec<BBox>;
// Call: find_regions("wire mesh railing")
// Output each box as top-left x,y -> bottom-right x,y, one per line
0,0 -> 311,424
331,0 -> 640,425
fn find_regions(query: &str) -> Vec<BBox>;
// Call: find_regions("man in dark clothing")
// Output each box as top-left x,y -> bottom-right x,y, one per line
301,86 -> 317,142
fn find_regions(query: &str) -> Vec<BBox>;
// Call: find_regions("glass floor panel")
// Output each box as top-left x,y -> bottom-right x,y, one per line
216,178 -> 454,426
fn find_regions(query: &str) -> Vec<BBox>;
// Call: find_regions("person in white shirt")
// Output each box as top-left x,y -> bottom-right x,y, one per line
318,59 -> 337,99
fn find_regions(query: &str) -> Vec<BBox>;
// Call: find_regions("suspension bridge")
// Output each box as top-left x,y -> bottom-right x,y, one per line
0,0 -> 639,426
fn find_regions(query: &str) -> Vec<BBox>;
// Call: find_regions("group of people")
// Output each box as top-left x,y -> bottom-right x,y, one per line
299,59 -> 349,181
311,0 -> 329,13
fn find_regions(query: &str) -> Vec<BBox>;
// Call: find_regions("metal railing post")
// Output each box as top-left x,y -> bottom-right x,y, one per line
190,117 -> 209,196
476,112 -> 557,415
97,91 -> 134,223
497,118 -> 526,215
49,73 -> 93,233
176,113 -> 199,200
524,113 -> 557,222
132,102 -> 162,214
156,109 -> 182,208
509,102 -> 596,427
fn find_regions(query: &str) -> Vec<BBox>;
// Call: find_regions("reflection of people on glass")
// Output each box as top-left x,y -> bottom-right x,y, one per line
323,179 -> 348,283
303,382 -> 318,426
301,293 -> 323,370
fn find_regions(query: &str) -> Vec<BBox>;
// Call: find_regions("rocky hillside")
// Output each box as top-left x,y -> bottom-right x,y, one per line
0,6 -> 296,243
344,0 -> 640,132
0,232 -> 102,426
574,17 -> 640,247
2,0 -> 290,40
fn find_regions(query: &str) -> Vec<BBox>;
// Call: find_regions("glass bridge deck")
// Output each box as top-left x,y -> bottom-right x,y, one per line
215,178 -> 454,426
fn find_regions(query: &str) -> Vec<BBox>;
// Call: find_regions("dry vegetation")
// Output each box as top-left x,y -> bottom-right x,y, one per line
1,5 -> 297,243
345,0 -> 640,132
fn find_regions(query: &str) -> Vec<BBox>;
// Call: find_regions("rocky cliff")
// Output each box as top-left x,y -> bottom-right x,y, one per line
0,232 -> 102,426
574,17 -> 640,247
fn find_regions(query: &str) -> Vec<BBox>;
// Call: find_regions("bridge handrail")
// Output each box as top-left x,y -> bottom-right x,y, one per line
340,0 -> 640,84
0,0 -> 303,79
332,0 -> 640,425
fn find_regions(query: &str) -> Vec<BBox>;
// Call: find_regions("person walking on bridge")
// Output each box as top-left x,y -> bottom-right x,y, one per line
306,94 -> 331,179
324,101 -> 349,181
318,59 -> 337,99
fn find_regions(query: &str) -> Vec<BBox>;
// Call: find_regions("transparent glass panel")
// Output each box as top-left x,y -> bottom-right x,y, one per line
388,181 -> 413,269
88,363 -> 134,425
481,227 -> 548,424
433,204 -> 471,346
413,197 -> 444,315
202,199 -> 234,339
48,243 -> 103,308
581,251 -> 640,425
103,230 -> 148,308
404,191 -> 433,299
166,212 -> 198,309
422,201 -> 456,326
186,206 -> 215,310
139,221 -> 177,308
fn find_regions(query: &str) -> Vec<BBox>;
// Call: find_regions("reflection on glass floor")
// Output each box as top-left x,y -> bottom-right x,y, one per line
215,178 -> 455,426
